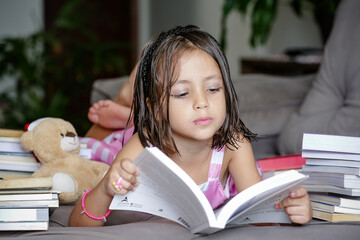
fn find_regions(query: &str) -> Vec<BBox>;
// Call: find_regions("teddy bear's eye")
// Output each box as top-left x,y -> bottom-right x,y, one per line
60,133 -> 64,137
66,132 -> 76,137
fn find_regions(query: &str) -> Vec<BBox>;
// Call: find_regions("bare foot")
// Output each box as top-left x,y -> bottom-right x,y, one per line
88,100 -> 132,129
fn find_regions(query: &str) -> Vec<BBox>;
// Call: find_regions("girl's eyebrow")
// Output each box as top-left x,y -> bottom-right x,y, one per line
175,74 -> 222,85
205,74 -> 222,81
175,79 -> 189,85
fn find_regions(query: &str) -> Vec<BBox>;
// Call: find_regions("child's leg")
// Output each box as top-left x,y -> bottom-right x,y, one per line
87,100 -> 132,129
84,64 -> 137,140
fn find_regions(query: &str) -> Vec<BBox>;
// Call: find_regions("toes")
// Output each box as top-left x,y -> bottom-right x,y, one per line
88,112 -> 99,123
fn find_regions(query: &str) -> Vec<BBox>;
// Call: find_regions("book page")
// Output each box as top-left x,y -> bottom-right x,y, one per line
215,170 -> 306,228
109,147 -> 216,230
226,189 -> 293,225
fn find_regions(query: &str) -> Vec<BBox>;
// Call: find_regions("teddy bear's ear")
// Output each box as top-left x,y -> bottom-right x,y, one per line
20,131 -> 34,152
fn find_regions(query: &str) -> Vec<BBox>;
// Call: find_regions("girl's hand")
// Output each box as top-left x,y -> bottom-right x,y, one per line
275,187 -> 312,224
103,157 -> 139,196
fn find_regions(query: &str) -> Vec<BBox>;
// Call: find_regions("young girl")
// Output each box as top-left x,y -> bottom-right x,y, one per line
69,25 -> 312,227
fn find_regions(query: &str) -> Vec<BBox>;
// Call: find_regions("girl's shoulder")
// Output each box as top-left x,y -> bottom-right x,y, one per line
224,133 -> 253,159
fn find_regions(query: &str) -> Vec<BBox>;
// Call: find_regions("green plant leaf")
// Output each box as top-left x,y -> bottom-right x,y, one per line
250,0 -> 278,47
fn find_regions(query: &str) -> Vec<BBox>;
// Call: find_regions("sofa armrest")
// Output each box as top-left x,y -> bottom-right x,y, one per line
90,76 -> 129,104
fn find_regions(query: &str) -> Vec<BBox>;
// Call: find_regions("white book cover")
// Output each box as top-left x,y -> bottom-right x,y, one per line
0,221 -> 48,231
302,133 -> 360,154
305,158 -> 360,168
0,199 -> 59,208
0,162 -> 40,172
302,150 -> 360,161
303,184 -> 360,197
0,141 -> 91,159
0,141 -> 28,154
303,172 -> 360,189
0,192 -> 57,201
302,164 -> 360,176
310,193 -> 360,209
0,207 -> 49,222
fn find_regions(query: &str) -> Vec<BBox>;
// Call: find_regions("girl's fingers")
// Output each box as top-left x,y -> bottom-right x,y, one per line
283,204 -> 307,215
288,215 -> 311,224
290,187 -> 308,198
274,188 -> 312,224
276,187 -> 310,209
106,158 -> 139,195
111,177 -> 134,194
284,205 -> 313,224
119,159 -> 139,186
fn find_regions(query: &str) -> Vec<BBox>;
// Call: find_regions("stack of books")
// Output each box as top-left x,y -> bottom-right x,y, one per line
0,176 -> 59,231
301,133 -> 360,222
0,129 -> 36,177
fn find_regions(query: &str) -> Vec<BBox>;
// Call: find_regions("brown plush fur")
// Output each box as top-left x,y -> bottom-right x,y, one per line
20,118 -> 109,204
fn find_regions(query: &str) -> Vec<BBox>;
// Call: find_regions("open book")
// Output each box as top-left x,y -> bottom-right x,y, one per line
109,147 -> 307,234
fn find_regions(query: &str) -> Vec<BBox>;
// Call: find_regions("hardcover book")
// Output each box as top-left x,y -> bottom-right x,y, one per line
257,154 -> 305,172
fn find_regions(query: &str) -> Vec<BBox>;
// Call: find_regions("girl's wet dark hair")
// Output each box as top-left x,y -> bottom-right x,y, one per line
129,25 -> 256,156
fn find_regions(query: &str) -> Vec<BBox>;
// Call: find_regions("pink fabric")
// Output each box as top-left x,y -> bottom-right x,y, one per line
200,147 -> 238,209
80,127 -> 134,165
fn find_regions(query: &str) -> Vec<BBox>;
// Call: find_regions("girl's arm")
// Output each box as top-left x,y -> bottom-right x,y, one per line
227,137 -> 262,192
68,134 -> 144,227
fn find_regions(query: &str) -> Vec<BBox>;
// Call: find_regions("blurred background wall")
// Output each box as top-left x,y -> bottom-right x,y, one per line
1,0 -> 321,75
0,0 -> 323,134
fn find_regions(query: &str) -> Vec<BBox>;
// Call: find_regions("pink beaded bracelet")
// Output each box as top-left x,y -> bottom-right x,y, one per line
81,188 -> 111,222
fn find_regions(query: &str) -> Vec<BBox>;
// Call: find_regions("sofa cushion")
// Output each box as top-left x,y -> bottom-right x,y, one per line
234,74 -> 315,137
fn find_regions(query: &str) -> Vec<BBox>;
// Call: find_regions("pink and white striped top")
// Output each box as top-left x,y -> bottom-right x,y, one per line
199,147 -> 238,209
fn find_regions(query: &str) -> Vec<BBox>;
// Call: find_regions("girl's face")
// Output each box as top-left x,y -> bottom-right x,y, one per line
168,49 -> 226,144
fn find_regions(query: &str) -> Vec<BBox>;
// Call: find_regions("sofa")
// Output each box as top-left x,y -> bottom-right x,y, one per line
2,0 -> 360,239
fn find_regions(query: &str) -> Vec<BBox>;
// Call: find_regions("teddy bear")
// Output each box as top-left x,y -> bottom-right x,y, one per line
20,118 -> 110,205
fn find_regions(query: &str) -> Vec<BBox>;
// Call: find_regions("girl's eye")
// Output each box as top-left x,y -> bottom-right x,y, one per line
171,92 -> 189,98
208,87 -> 221,93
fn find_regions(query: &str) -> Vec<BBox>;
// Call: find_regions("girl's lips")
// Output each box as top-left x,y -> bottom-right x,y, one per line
194,117 -> 213,126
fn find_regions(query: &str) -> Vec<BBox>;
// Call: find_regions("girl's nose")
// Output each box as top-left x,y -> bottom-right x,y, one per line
194,93 -> 209,110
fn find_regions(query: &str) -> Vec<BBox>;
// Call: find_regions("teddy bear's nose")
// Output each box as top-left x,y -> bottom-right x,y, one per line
66,132 -> 76,137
